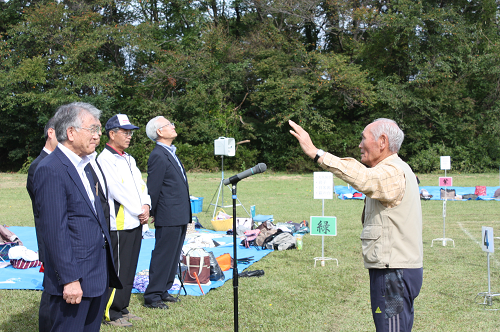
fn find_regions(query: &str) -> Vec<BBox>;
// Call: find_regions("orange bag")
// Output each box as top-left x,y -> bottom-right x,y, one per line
216,253 -> 232,271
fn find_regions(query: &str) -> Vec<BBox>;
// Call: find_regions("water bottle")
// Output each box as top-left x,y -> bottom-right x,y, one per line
296,234 -> 303,250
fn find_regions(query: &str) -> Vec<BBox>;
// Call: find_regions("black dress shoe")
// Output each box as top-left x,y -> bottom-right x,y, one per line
143,301 -> 169,309
162,294 -> 181,303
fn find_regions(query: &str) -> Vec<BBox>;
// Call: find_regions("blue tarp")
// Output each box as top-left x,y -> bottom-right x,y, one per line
133,229 -> 272,296
0,227 -> 42,290
335,186 -> 365,200
417,186 -> 500,201
0,227 -> 272,296
335,185 -> 500,201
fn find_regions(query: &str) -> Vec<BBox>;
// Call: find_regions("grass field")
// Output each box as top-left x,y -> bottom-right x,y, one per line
1,171 -> 500,331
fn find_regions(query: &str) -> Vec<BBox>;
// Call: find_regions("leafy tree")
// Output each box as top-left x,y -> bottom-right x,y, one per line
2,0 -> 500,173
0,0 -> 140,168
357,0 -> 500,172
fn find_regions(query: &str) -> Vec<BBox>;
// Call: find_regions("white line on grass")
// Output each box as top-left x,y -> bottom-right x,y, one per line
458,222 -> 500,268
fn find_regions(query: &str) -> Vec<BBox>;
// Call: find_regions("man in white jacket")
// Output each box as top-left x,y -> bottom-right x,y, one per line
98,114 -> 151,327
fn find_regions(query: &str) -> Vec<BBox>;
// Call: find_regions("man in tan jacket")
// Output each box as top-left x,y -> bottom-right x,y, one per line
290,118 -> 423,332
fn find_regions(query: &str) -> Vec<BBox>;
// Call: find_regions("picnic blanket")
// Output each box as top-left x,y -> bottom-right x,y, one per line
336,186 -> 500,201
417,186 -> 500,200
0,227 -> 272,296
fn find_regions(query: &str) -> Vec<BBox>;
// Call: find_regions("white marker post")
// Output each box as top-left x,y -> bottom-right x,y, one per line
475,227 -> 500,309
432,156 -> 455,247
313,172 -> 337,267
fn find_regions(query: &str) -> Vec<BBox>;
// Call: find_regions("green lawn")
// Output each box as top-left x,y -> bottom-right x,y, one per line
1,171 -> 500,331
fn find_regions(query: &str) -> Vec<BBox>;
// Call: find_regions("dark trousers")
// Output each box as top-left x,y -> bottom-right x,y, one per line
144,224 -> 187,304
49,293 -> 107,332
369,268 -> 423,332
39,289 -> 53,332
104,226 -> 142,321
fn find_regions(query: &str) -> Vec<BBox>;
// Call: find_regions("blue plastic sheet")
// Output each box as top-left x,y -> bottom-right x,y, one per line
0,227 -> 273,297
335,185 -> 500,201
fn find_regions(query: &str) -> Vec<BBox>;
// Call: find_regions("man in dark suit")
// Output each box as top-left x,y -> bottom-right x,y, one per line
34,102 -> 121,331
26,117 -> 58,332
143,116 -> 191,309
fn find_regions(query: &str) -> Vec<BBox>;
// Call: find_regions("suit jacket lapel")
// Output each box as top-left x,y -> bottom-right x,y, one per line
159,145 -> 188,186
55,148 -> 99,219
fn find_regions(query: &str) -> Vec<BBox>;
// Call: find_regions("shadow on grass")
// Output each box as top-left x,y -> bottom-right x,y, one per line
2,294 -> 39,332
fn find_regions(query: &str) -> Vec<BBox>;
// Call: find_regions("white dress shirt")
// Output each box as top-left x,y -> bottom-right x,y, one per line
58,143 -> 95,211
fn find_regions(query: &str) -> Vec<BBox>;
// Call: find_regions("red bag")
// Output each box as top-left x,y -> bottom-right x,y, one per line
182,249 -> 211,285
475,186 -> 487,196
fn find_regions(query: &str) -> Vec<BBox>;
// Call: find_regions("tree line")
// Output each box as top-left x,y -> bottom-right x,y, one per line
1,0 -> 500,173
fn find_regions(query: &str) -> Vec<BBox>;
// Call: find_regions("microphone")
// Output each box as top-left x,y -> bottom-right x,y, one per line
223,163 -> 267,185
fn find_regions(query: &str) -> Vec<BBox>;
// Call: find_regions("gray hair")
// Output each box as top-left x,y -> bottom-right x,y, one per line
53,102 -> 101,142
146,116 -> 166,142
105,128 -> 120,138
371,118 -> 404,153
43,117 -> 56,141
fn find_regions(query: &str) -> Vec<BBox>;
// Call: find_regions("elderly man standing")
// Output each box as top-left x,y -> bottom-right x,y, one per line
34,102 -> 121,332
98,114 -> 151,327
143,116 -> 191,309
290,118 -> 423,332
26,117 -> 58,332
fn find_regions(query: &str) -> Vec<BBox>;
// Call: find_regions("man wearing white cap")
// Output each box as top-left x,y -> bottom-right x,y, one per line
98,114 -> 151,327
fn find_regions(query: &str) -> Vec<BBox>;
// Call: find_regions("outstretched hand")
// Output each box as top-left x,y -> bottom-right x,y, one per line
289,120 -> 318,160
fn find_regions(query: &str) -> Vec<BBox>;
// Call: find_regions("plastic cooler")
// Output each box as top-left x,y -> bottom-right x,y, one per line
190,197 -> 204,214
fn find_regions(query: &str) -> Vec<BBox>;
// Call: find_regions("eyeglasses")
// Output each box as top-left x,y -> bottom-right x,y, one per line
159,123 -> 175,130
118,130 -> 134,137
78,125 -> 102,135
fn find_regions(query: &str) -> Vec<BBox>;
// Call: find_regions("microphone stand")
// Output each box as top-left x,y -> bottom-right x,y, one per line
231,183 -> 239,332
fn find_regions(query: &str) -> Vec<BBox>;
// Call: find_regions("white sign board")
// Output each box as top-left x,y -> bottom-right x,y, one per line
440,156 -> 451,170
482,226 -> 494,253
314,172 -> 333,200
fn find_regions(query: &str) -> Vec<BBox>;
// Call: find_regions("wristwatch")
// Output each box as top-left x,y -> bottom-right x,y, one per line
314,149 -> 325,163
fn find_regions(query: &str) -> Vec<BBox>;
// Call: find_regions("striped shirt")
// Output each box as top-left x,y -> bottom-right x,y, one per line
320,153 -> 406,208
